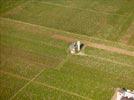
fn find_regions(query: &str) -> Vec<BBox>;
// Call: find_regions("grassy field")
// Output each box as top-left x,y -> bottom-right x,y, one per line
0,0 -> 134,100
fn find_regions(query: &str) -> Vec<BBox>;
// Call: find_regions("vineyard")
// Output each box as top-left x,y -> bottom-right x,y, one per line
0,0 -> 134,100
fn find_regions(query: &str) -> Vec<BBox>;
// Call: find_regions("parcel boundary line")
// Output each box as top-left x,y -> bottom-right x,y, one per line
33,1 -> 127,17
1,33 -> 64,49
75,53 -> 133,67
0,70 -> 91,100
1,17 -> 134,49
9,68 -> 47,100
0,17 -> 134,57
1,40 -> 133,68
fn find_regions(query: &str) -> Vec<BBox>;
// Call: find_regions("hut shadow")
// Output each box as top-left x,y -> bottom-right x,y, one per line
80,43 -> 84,50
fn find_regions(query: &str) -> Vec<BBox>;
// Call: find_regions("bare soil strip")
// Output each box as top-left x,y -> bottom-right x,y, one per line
52,34 -> 134,57
111,88 -> 120,100
121,22 -> 134,44
0,70 -> 90,100
1,17 -> 134,57
1,17 -> 133,49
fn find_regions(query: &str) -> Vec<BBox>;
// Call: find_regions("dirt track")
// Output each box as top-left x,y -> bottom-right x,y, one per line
1,17 -> 134,57
52,34 -> 134,57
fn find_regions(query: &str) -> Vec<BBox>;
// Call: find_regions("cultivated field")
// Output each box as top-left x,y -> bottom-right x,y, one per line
0,0 -> 134,100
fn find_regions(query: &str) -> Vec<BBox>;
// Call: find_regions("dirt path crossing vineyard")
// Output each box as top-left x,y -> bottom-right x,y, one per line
1,17 -> 134,57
